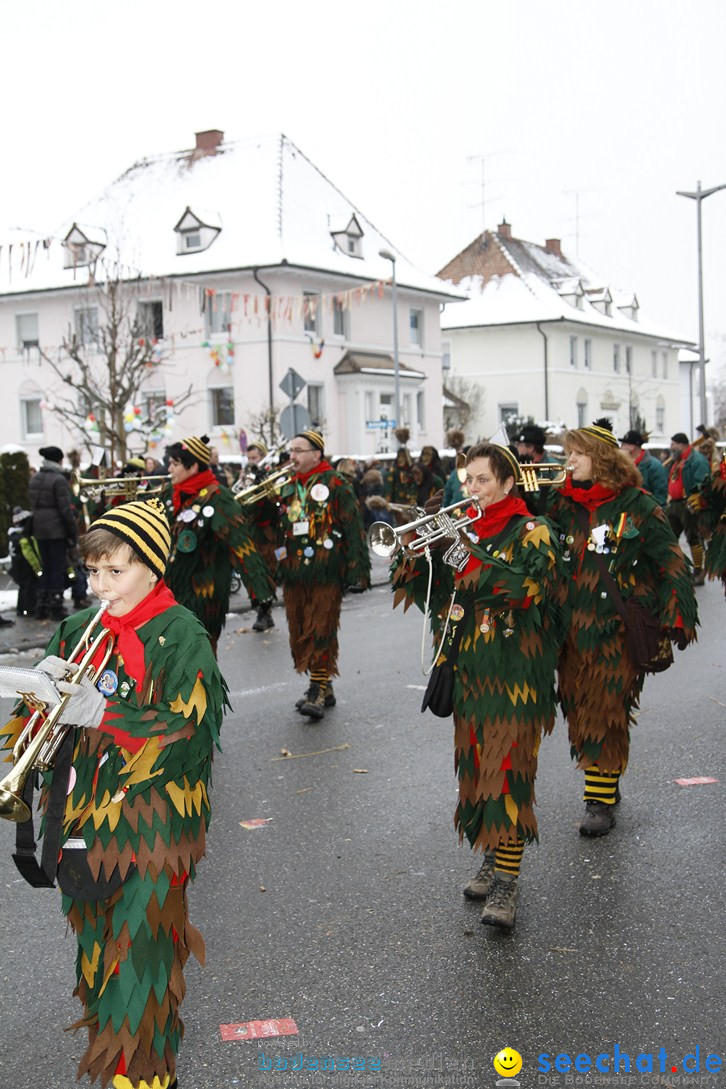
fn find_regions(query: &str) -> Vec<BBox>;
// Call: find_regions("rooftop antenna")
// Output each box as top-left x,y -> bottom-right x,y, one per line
562,187 -> 607,256
466,151 -> 515,240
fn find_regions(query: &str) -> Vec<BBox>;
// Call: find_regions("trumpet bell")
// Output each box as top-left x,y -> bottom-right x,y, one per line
369,522 -> 398,558
0,784 -> 31,823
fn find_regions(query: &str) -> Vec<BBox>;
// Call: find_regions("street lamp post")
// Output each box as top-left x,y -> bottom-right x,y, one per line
676,179 -> 726,427
378,248 -> 400,432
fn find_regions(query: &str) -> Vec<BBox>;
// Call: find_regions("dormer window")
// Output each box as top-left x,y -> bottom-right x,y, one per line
617,294 -> 639,322
554,277 -> 585,311
329,213 -> 364,259
174,207 -> 221,255
586,286 -> 613,317
62,223 -> 106,269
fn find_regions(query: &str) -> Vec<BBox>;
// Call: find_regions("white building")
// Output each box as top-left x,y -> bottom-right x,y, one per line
438,221 -> 694,442
0,131 -> 461,464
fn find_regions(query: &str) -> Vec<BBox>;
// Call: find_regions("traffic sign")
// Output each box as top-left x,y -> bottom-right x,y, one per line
280,403 -> 311,439
366,419 -> 395,429
279,368 -> 306,400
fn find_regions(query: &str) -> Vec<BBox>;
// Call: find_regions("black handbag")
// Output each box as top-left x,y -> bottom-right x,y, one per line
421,619 -> 464,718
56,839 -> 133,900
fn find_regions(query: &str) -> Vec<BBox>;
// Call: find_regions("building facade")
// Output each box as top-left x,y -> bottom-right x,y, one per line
0,131 -> 460,465
438,221 -> 693,442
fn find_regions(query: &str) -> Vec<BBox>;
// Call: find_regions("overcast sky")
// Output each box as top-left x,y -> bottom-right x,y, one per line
3,0 -> 726,380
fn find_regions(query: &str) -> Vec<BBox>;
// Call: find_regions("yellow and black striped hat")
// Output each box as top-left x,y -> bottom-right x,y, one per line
247,439 -> 269,456
578,418 -> 619,448
181,435 -> 211,465
295,429 -> 325,452
91,498 -> 171,578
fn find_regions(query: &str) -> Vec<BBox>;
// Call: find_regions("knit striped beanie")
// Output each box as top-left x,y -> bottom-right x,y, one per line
578,418 -> 619,448
91,498 -> 171,578
295,429 -> 325,452
181,435 -> 211,465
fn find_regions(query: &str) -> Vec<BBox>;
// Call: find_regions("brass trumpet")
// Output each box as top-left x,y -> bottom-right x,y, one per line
0,603 -> 114,823
232,441 -> 287,494
369,498 -> 482,569
71,470 -> 170,501
234,464 -> 292,506
518,463 -> 568,492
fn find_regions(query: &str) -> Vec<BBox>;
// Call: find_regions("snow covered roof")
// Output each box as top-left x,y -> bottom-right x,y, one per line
0,133 -> 462,301
439,227 -> 692,344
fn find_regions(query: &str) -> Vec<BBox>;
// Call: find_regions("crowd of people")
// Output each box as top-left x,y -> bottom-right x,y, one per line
0,418 -> 722,1089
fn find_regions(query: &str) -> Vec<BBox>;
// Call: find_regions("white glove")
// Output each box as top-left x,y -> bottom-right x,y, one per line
56,675 -> 106,730
37,654 -> 78,681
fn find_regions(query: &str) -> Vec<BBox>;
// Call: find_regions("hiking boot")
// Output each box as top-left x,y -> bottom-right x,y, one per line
324,682 -> 336,707
252,606 -> 268,632
295,685 -> 312,711
463,853 -> 496,900
692,567 -> 706,587
579,800 -> 616,837
299,682 -> 326,720
480,872 -> 519,929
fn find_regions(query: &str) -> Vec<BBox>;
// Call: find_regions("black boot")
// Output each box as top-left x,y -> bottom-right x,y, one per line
299,682 -> 326,720
48,591 -> 68,621
34,590 -> 50,620
252,601 -> 272,632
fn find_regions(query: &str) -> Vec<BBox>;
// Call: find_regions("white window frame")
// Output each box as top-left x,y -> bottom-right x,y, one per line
656,402 -> 665,431
21,396 -> 43,438
613,344 -> 621,373
569,336 -> 578,368
332,297 -> 349,338
204,292 -> 232,337
498,402 -> 519,425
584,338 -> 592,370
138,300 -> 164,340
625,346 -> 632,374
75,306 -> 100,346
209,385 -> 235,427
379,391 -> 394,425
303,292 -> 320,335
416,390 -> 426,431
662,351 -> 668,379
307,382 -> 325,427
651,350 -> 657,377
409,308 -> 423,348
16,312 -> 40,356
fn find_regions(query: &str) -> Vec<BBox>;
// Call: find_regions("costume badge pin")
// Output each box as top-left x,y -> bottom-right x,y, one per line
450,604 -> 465,622
97,669 -> 119,696
310,483 -> 329,502
202,505 -> 215,518
177,529 -> 198,553
181,509 -> 196,523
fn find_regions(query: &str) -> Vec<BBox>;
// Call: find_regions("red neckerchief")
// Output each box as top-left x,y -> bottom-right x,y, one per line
668,445 -> 691,498
561,475 -> 617,511
457,494 -> 530,579
96,580 -> 178,750
635,450 -> 645,467
172,468 -> 219,513
293,459 -> 334,484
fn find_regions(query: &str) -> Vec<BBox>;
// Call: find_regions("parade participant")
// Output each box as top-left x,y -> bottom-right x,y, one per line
514,424 -> 548,465
692,450 -> 726,594
620,429 -> 667,506
0,497 -> 225,1089
278,429 -> 370,720
162,435 -> 274,654
8,507 -> 40,617
666,431 -> 710,585
547,420 -> 698,837
412,460 -> 438,508
419,445 -> 445,491
239,439 -> 281,633
29,445 -> 78,620
387,434 -> 417,512
390,443 -> 566,929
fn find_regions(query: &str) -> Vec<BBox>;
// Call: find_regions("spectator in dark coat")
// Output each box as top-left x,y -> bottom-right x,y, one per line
620,430 -> 668,507
29,446 -> 78,620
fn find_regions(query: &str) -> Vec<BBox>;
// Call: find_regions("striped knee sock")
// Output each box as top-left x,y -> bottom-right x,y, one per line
583,765 -> 620,805
309,669 -> 328,694
494,842 -> 524,877
691,543 -> 704,569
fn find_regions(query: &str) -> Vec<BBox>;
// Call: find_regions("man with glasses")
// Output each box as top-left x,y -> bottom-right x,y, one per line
279,429 -> 370,719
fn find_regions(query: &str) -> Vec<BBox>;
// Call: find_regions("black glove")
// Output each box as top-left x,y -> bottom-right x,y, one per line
669,627 -> 689,651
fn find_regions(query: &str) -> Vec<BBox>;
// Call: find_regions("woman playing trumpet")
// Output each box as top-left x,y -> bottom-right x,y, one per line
390,443 -> 566,929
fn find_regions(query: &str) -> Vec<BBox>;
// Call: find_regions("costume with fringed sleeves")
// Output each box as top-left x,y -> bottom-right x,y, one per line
392,496 -> 566,852
278,460 -> 370,676
161,470 -> 275,650
0,584 -> 225,1089
546,479 -> 698,772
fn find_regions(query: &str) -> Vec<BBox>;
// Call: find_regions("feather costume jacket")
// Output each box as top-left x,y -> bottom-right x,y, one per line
546,481 -> 698,771
162,475 -> 274,642
701,454 -> 726,588
0,593 -> 225,1089
392,497 -> 566,851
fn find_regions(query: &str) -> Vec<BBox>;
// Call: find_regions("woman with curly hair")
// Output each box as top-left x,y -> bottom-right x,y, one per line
546,420 -> 698,836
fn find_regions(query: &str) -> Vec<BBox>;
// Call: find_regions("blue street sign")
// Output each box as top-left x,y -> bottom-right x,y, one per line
366,420 -> 395,429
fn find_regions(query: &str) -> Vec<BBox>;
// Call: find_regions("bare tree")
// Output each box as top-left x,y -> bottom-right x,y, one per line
244,405 -> 283,448
41,265 -> 194,465
443,375 -> 485,437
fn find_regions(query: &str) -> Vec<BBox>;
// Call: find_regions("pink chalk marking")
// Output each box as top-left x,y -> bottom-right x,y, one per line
673,776 -> 718,787
220,1018 -> 299,1042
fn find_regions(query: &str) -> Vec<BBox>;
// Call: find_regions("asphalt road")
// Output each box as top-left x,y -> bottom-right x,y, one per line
0,575 -> 723,1089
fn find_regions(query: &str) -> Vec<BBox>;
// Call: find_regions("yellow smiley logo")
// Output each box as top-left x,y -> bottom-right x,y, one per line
493,1048 -> 523,1078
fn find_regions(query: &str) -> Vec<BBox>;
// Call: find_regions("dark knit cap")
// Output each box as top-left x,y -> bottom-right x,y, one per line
671,432 -> 689,445
620,430 -> 644,446
516,425 -> 546,446
91,498 -> 171,578
39,446 -> 64,464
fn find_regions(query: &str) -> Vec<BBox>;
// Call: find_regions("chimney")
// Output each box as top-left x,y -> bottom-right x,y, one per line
498,218 -> 512,240
545,238 -> 562,258
193,129 -> 224,158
